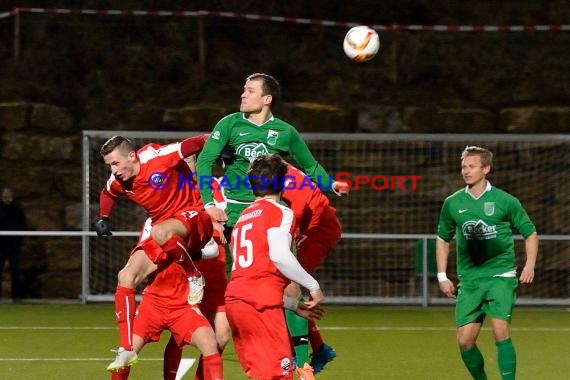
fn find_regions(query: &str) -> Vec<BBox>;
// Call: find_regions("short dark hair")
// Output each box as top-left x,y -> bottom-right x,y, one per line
247,154 -> 287,197
100,136 -> 136,157
246,73 -> 281,107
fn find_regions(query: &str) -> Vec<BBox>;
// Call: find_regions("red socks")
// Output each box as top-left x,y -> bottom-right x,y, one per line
111,367 -> 131,380
164,340 -> 222,380
110,366 -> 130,380
308,320 -> 324,353
202,353 -> 223,380
114,285 -> 136,350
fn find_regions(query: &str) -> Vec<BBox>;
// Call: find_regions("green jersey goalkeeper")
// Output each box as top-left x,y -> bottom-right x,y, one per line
436,145 -> 538,380
196,73 -> 348,230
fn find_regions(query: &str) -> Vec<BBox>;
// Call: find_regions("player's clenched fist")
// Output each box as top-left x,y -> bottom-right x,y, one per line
95,217 -> 112,237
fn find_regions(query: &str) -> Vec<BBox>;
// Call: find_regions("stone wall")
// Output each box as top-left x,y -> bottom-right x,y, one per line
0,101 -> 568,298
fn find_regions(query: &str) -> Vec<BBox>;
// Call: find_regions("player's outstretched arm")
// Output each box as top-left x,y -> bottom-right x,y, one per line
180,134 -> 209,158
268,228 -> 322,302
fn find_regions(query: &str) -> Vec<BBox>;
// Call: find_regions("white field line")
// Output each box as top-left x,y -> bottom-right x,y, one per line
322,326 -> 570,332
0,357 -> 196,379
176,359 -> 194,380
0,326 -> 115,330
0,358 -> 165,361
0,326 -> 567,332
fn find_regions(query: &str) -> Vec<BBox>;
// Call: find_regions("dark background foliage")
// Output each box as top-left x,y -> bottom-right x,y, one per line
0,1 -> 569,298
0,1 -> 569,119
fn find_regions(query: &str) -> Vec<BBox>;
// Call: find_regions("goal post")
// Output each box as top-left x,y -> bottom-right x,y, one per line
82,131 -> 570,305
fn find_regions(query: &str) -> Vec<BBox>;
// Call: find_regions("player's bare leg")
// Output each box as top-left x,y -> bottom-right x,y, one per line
151,218 -> 205,305
151,219 -> 192,263
191,326 -> 223,380
118,249 -> 158,288
194,310 -> 231,380
458,322 -> 487,380
213,311 -> 231,351
107,251 -> 156,372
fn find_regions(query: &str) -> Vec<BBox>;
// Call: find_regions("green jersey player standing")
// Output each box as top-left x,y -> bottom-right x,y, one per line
196,73 -> 348,233
436,146 -> 538,380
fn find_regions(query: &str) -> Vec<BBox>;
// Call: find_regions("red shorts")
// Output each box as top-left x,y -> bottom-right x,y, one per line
195,233 -> 227,319
226,301 -> 294,379
132,209 -> 213,265
133,299 -> 211,347
296,206 -> 342,272
176,209 -> 214,254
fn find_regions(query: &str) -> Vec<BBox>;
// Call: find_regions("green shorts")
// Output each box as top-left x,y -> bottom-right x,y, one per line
455,276 -> 518,327
225,201 -> 251,227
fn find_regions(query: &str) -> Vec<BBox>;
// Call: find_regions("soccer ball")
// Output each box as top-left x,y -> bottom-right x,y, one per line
343,26 -> 380,62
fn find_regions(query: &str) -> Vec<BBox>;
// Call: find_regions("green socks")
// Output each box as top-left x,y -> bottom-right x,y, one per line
460,339 -> 516,380
285,309 -> 309,366
496,338 -> 516,380
460,345 -> 487,380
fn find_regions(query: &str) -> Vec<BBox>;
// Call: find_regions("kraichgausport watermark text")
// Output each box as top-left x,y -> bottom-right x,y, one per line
146,172 -> 422,191
335,172 -> 422,191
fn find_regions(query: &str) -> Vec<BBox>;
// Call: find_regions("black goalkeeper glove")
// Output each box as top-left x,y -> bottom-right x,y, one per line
95,217 -> 112,237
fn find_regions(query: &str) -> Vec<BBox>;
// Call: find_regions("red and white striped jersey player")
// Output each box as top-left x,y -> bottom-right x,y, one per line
96,134 -> 214,372
225,154 -> 324,379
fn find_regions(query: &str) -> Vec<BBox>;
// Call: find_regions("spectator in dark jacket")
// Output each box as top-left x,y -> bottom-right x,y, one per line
0,187 -> 28,301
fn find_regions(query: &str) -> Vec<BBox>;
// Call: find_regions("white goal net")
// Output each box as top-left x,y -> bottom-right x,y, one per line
82,131 -> 570,305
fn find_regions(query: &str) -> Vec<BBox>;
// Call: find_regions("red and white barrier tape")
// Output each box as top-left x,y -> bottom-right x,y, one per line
1,8 -> 569,32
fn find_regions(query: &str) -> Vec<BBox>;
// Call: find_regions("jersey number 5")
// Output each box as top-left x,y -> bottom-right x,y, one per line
230,223 -> 254,270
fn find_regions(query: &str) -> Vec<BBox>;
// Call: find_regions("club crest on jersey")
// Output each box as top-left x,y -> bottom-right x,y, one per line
236,142 -> 269,162
267,129 -> 279,145
280,357 -> 292,371
484,202 -> 495,216
148,172 -> 170,190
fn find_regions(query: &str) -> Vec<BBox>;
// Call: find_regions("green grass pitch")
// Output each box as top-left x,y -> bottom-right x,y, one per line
0,303 -> 568,379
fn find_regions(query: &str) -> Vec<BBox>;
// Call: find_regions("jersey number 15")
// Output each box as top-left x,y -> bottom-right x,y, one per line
230,223 -> 254,270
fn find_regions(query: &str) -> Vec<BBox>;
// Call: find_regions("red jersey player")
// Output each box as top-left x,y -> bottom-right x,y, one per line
110,220 -> 223,380
161,159 -> 324,379
282,163 -> 341,373
160,154 -> 232,380
282,163 -> 342,273
96,135 -> 214,371
215,154 -> 342,374
225,154 -> 324,380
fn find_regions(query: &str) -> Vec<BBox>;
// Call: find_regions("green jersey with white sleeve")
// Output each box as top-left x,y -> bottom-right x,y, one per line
437,182 -> 536,280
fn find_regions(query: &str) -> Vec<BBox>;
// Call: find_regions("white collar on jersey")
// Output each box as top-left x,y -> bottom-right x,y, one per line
464,180 -> 492,200
242,112 -> 275,126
